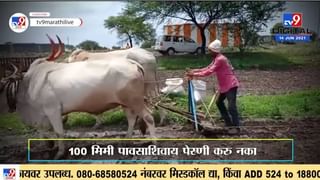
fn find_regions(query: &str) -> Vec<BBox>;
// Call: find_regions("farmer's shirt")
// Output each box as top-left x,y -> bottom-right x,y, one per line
192,54 -> 239,93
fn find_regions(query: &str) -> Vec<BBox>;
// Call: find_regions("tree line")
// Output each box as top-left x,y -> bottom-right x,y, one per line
81,1 -> 287,53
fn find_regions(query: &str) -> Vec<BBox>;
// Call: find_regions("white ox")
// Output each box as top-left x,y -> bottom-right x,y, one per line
67,48 -> 159,97
67,48 -> 168,125
3,36 -> 156,159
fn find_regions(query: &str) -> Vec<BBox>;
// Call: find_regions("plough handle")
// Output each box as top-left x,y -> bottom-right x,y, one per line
157,103 -> 205,121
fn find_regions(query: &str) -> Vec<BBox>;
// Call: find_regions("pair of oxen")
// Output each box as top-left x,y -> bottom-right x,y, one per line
0,35 -> 164,159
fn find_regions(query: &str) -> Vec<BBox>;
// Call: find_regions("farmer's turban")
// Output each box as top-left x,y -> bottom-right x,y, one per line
208,39 -> 222,53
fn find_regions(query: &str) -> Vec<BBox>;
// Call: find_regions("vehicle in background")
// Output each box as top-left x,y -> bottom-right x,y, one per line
154,35 -> 201,55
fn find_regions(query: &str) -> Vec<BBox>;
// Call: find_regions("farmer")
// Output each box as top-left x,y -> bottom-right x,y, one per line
185,39 -> 240,133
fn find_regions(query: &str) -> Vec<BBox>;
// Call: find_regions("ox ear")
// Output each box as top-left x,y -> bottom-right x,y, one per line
73,48 -> 83,56
46,34 -> 58,61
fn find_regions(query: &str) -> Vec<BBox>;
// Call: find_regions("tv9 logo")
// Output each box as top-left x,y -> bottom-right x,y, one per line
3,168 -> 16,180
283,13 -> 302,27
8,13 -> 29,33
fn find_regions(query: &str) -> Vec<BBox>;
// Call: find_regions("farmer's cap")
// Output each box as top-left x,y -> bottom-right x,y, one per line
208,39 -> 221,53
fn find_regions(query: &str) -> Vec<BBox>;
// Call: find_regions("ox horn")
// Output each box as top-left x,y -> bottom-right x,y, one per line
2,63 -> 18,81
53,35 -> 64,59
46,34 -> 58,61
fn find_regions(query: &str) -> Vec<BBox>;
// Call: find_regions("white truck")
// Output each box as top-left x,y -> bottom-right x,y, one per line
154,35 -> 201,55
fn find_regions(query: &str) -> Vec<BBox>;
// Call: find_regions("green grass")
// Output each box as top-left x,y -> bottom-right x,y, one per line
158,52 -> 295,70
0,113 -> 28,133
273,42 -> 320,65
158,42 -> 320,70
0,89 -> 319,130
237,89 -> 320,118
65,112 -> 96,128
64,109 -> 127,128
149,89 -> 320,121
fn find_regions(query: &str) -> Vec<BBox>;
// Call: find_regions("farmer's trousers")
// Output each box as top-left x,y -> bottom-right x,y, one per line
216,87 -> 240,127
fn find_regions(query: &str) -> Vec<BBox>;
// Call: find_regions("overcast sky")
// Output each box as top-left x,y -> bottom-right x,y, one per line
0,1 -> 319,48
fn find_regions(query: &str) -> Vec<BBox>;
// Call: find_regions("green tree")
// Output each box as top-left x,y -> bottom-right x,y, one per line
140,38 -> 156,48
104,13 -> 155,48
236,2 -> 285,52
77,40 -> 101,50
111,46 -> 121,50
126,1 -> 239,54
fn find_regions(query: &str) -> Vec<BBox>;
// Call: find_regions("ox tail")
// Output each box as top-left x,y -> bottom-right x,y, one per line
5,78 -> 20,112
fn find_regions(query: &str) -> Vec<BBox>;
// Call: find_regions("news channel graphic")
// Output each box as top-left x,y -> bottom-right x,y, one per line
8,12 -> 82,33
272,12 -> 312,43
8,13 -> 29,33
1,165 -> 20,180
4,164 -> 320,179
27,139 -> 293,163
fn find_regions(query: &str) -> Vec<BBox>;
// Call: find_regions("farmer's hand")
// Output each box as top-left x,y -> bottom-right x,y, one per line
186,68 -> 196,74
185,68 -> 191,74
184,72 -> 194,80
